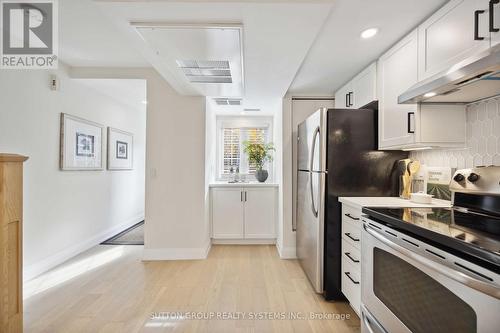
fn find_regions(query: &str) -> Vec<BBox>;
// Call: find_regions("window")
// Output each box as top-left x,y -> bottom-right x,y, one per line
217,117 -> 272,179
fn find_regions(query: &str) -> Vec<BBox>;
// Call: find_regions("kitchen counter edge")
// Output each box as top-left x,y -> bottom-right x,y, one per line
209,183 -> 279,188
339,196 -> 451,208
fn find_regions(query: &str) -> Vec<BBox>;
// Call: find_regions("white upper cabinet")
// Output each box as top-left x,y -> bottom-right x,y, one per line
418,0 -> 491,81
378,30 -> 419,148
377,29 -> 466,150
334,82 -> 353,109
492,0 -> 500,46
351,62 -> 377,109
335,62 -> 377,109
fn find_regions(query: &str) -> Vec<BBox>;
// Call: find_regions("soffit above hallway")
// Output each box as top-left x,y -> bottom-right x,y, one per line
92,0 -> 333,103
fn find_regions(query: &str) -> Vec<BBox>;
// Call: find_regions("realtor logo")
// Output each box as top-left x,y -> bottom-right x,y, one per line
1,0 -> 58,69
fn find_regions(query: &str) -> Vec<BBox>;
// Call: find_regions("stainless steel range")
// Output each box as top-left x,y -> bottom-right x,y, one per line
361,166 -> 500,333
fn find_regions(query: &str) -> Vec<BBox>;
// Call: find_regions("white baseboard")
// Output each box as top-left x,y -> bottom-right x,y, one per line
142,240 -> 212,261
276,243 -> 297,259
211,238 -> 276,245
24,215 -> 144,282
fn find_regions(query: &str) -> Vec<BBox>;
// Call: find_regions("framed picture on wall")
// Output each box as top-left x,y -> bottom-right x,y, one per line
107,127 -> 133,170
60,113 -> 104,170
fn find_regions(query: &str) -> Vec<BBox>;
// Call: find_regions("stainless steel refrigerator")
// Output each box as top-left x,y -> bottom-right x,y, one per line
296,107 -> 407,300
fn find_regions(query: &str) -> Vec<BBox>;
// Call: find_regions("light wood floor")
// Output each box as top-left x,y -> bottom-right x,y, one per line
24,245 -> 360,333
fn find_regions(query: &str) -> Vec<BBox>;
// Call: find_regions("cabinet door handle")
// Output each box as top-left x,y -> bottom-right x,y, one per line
244,191 -> 247,202
345,93 -> 349,107
407,112 -> 415,134
344,213 -> 360,221
475,10 -> 486,40
344,272 -> 360,284
241,191 -> 243,202
344,232 -> 360,242
490,0 -> 500,32
348,92 -> 354,107
344,252 -> 360,263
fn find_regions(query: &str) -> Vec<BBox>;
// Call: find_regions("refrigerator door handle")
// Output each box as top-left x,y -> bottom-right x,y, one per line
309,171 -> 318,217
309,126 -> 320,217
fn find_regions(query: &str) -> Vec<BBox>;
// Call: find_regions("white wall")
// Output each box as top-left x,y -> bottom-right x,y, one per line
279,95 -> 296,258
411,97 -> 500,168
143,71 -> 208,259
0,64 -> 146,280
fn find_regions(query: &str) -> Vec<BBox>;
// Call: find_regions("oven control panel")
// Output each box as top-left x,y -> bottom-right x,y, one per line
450,166 -> 500,195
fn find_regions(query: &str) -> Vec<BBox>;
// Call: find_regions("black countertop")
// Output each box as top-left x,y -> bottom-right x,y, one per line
362,207 -> 500,273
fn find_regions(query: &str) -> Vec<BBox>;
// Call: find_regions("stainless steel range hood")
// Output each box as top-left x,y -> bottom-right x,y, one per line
398,45 -> 500,104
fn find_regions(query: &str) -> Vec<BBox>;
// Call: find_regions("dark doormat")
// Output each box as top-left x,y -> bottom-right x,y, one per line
101,221 -> 144,245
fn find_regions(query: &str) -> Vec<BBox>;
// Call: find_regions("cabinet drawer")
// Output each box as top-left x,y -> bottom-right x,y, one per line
341,256 -> 361,316
342,205 -> 362,225
342,239 -> 361,271
342,218 -> 361,250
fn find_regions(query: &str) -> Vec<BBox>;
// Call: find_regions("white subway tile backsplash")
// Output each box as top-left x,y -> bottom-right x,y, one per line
410,97 -> 500,168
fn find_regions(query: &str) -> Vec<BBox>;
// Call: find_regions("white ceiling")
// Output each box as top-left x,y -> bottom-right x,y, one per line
93,0 -> 332,108
76,79 -> 147,112
59,0 -> 148,67
288,0 -> 448,96
59,0 -> 448,104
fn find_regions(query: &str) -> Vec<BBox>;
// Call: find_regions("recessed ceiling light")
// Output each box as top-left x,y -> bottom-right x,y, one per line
424,92 -> 437,98
361,28 -> 378,39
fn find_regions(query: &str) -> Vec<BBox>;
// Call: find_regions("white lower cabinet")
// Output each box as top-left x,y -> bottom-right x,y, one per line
341,203 -> 363,316
211,188 -> 245,239
211,186 -> 277,242
243,188 -> 276,238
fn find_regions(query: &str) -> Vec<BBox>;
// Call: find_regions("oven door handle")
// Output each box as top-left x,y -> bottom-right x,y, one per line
364,223 -> 500,300
361,305 -> 388,333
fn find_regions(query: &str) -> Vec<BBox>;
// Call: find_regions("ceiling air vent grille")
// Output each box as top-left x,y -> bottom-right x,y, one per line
176,60 -> 232,84
214,98 -> 241,106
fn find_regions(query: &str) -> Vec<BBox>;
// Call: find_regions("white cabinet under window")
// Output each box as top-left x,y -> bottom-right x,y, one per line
211,187 -> 245,238
210,185 -> 277,242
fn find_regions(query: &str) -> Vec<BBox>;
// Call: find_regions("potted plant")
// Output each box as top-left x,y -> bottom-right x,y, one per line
243,141 -> 275,182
